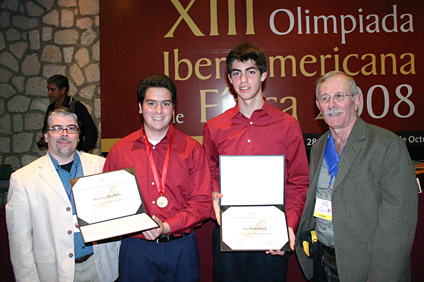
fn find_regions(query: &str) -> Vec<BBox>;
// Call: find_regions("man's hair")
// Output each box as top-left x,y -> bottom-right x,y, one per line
315,71 -> 360,101
137,74 -> 176,106
47,74 -> 69,94
43,107 -> 79,133
226,43 -> 267,75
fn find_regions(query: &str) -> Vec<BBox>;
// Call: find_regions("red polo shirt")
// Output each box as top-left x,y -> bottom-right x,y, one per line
104,125 -> 212,237
203,99 -> 309,230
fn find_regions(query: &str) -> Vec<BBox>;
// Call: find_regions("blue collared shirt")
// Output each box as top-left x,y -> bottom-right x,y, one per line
49,152 -> 93,259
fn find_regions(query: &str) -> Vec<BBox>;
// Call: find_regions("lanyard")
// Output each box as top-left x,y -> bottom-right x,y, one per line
143,125 -> 173,196
324,134 -> 342,189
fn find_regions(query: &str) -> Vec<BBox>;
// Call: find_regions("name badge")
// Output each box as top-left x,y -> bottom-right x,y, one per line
73,215 -> 81,233
314,198 -> 332,221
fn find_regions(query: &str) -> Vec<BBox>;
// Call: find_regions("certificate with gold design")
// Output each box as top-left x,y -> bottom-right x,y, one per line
219,156 -> 289,251
221,206 -> 288,251
71,168 -> 158,243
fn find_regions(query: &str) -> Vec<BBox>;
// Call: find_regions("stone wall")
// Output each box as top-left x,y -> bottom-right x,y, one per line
0,0 -> 101,171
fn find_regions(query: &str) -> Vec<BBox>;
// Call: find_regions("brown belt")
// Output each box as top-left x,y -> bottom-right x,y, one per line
75,252 -> 93,263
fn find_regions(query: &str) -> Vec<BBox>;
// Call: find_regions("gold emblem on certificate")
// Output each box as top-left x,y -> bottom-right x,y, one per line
157,195 -> 168,208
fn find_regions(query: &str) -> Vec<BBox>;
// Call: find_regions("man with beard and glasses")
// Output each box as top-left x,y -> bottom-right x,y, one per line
296,71 -> 418,282
6,107 -> 120,282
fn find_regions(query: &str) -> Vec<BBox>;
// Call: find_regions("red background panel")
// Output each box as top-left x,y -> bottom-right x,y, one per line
100,0 -> 423,140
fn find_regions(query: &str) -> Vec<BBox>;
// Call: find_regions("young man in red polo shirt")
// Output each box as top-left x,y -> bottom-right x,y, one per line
203,43 -> 309,281
104,74 -> 212,281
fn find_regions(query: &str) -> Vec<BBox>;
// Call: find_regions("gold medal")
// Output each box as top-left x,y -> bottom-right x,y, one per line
157,195 -> 168,208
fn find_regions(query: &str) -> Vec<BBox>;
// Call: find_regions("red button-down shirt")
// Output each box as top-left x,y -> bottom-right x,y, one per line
104,126 -> 212,237
203,99 -> 309,230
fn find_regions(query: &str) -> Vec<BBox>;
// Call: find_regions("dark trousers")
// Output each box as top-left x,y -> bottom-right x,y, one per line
119,232 -> 200,282
212,225 -> 290,282
313,243 -> 339,282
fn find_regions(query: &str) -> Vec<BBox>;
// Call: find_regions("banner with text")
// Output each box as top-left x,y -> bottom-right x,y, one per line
100,0 -> 423,158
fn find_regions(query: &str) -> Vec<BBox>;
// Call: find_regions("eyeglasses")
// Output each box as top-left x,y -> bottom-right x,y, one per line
317,93 -> 352,104
47,125 -> 79,134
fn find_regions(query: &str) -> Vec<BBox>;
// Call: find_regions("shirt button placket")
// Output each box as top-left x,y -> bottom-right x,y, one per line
152,182 -> 156,204
246,121 -> 253,153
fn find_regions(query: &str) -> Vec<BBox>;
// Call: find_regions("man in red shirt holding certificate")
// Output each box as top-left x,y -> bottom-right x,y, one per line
203,43 -> 309,281
104,74 -> 212,282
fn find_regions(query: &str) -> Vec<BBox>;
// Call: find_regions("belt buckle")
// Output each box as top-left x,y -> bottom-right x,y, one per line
156,235 -> 170,243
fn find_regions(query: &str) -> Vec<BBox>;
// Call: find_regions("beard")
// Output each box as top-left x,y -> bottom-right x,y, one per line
55,136 -> 75,155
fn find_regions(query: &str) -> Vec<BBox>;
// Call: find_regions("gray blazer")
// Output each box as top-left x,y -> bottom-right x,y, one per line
6,151 -> 120,282
296,118 -> 417,282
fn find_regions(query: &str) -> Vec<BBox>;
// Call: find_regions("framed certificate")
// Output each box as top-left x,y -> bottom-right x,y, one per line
71,168 -> 158,243
219,155 -> 289,251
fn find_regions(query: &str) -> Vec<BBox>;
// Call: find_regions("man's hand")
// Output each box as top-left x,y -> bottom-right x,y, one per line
142,215 -> 171,240
266,227 -> 295,256
212,192 -> 223,225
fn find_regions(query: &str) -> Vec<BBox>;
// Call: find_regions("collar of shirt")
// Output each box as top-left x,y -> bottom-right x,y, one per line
49,151 -> 82,176
48,151 -> 83,203
229,98 -> 275,120
60,95 -> 71,107
127,126 -> 172,150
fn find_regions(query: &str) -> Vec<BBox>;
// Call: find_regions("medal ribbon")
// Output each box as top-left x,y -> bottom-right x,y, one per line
324,134 -> 341,188
143,125 -> 173,197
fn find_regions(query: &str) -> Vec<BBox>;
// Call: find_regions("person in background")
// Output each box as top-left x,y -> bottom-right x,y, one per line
39,74 -> 98,152
203,43 -> 309,281
296,71 -> 418,282
104,74 -> 212,282
7,107 -> 120,282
